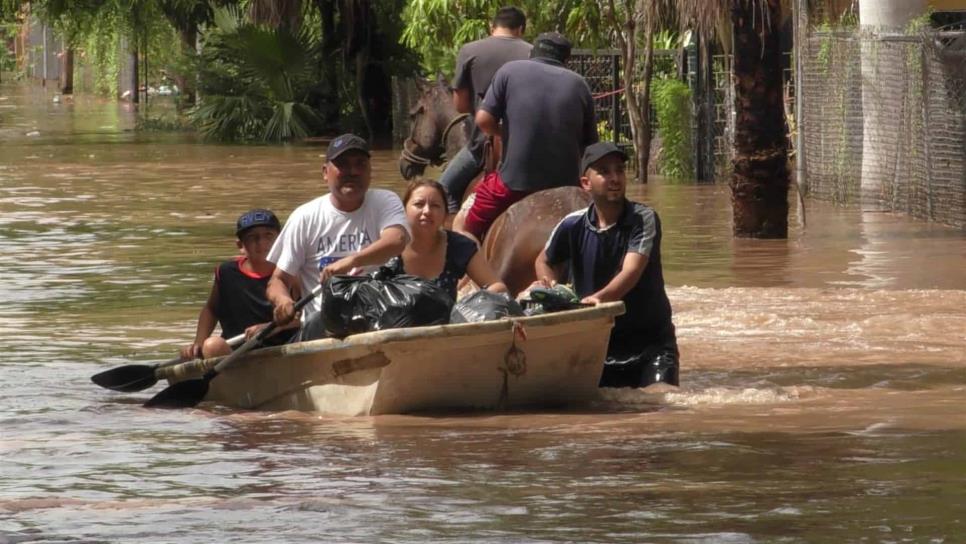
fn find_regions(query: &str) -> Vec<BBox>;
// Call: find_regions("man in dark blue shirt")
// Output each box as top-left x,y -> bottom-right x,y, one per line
535,142 -> 679,387
443,6 -> 532,214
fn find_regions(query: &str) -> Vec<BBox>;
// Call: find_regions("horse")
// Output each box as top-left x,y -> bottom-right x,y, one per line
458,186 -> 590,296
399,78 -> 591,296
398,78 -> 471,181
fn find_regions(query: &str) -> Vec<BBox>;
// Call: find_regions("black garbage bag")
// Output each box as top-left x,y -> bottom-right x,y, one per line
321,268 -> 454,338
450,290 -> 525,324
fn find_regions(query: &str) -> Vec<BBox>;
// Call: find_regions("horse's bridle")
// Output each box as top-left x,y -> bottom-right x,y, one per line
401,113 -> 470,168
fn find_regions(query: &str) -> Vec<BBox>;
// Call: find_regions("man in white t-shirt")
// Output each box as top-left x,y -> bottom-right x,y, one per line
266,134 -> 410,339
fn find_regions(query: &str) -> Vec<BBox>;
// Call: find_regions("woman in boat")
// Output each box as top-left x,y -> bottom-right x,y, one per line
386,180 -> 507,300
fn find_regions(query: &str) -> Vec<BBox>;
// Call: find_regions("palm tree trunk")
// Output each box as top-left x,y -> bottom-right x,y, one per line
60,47 -> 73,94
730,0 -> 790,238
316,0 -> 341,129
176,25 -> 197,107
624,16 -> 654,183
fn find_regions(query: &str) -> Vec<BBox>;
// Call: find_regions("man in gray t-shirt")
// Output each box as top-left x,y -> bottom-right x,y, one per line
441,6 -> 532,213
463,32 -> 597,241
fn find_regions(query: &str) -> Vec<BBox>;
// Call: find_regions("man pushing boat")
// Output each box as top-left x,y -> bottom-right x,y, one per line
535,142 -> 680,388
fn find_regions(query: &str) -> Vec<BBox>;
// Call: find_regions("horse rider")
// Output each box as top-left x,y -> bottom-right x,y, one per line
441,6 -> 532,215
464,31 -> 598,243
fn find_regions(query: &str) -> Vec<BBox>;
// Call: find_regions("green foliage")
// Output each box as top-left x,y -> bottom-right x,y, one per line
190,6 -> 321,142
651,77 -> 692,180
0,21 -> 19,76
400,0 -> 491,76
596,119 -> 614,142
76,11 -> 124,95
400,0 -> 609,76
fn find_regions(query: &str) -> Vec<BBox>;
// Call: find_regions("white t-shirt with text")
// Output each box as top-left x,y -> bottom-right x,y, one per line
267,189 -> 409,314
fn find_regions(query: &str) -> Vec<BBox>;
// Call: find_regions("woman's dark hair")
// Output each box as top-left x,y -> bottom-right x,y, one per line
493,6 -> 526,30
403,179 -> 450,213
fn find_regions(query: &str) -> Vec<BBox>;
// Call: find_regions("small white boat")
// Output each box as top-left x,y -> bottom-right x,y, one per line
157,302 -> 624,415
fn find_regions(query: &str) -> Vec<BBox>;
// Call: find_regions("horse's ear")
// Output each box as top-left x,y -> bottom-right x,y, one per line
436,72 -> 447,88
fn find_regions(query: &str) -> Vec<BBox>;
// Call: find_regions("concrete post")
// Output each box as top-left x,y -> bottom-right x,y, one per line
858,0 -> 928,208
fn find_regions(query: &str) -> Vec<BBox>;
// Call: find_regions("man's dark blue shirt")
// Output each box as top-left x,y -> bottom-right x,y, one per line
544,200 -> 674,345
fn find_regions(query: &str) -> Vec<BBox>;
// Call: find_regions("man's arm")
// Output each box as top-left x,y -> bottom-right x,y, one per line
475,109 -> 499,137
451,48 -> 473,113
181,283 -> 219,359
476,68 -> 506,137
453,88 -> 472,114
267,267 -> 301,325
534,249 -> 566,287
319,225 -> 408,283
583,252 -> 647,304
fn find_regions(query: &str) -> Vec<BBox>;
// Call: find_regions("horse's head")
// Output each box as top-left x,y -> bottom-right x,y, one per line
399,77 -> 462,180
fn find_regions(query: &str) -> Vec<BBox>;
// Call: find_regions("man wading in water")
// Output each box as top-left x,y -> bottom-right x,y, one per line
535,142 -> 680,388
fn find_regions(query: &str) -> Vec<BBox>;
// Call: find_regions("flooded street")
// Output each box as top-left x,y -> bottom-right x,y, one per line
2,83 -> 966,542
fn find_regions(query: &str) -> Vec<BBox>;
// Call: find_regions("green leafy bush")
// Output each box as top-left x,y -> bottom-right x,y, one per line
651,78 -> 692,180
190,6 -> 321,142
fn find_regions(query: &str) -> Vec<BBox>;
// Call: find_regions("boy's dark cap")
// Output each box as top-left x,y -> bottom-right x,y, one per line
581,142 -> 628,174
326,133 -> 370,162
236,208 -> 281,237
531,32 -> 572,62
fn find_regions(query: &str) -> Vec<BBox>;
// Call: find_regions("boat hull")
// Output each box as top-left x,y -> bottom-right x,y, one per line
158,302 -> 624,415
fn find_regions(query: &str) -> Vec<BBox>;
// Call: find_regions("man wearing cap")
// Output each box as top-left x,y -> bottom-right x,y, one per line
535,142 -> 680,388
441,6 -> 532,214
465,31 -> 597,242
266,134 -> 410,340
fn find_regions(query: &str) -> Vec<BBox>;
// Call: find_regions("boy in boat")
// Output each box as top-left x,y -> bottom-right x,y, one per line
266,134 -> 410,341
181,209 -> 297,359
534,142 -> 680,387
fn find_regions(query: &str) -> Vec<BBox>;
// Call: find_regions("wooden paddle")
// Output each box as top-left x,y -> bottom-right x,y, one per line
91,333 -> 245,393
143,284 -> 323,409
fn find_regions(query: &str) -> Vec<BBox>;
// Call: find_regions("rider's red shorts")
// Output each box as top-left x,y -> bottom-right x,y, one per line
463,171 -> 530,241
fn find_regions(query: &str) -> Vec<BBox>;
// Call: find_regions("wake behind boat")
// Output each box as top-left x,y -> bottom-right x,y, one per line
155,302 -> 624,415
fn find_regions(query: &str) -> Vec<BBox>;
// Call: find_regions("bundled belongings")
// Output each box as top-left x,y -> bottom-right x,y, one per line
521,284 -> 586,315
321,268 -> 454,338
450,290 -> 525,324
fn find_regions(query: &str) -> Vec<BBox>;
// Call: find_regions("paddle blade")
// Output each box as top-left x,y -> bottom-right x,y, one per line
143,376 -> 211,409
91,364 -> 159,393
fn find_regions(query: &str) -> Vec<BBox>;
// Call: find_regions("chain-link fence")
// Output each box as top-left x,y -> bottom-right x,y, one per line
800,27 -> 966,228
22,18 -> 61,83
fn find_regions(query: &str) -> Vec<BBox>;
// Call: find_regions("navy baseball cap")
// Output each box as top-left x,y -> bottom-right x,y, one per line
236,208 -> 281,237
531,32 -> 572,63
326,133 -> 370,162
581,142 -> 628,174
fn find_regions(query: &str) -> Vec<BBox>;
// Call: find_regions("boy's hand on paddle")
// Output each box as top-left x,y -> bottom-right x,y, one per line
244,323 -> 270,340
581,295 -> 602,306
180,343 -> 202,360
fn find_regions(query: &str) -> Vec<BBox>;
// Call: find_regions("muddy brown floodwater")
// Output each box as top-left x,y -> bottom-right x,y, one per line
2,83 -> 965,543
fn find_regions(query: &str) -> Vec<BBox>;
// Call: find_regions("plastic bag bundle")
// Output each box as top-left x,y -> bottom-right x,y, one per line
321,268 -> 454,338
450,290 -> 524,324
521,284 -> 582,315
